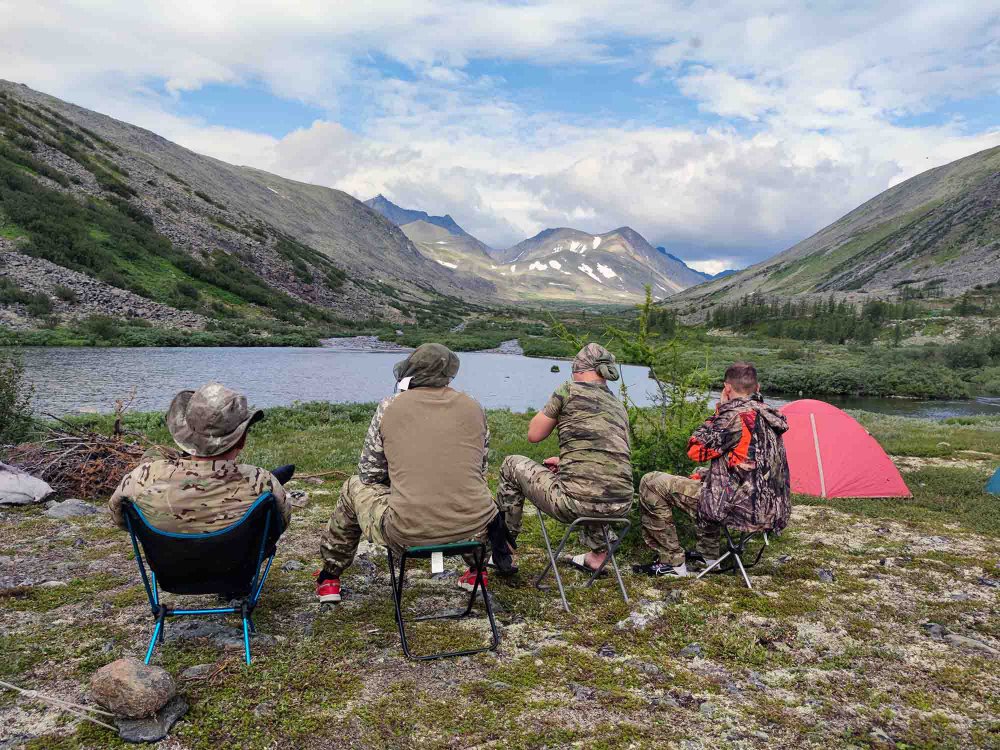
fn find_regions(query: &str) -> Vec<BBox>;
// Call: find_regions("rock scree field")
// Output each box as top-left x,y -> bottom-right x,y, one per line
1,404 -> 998,749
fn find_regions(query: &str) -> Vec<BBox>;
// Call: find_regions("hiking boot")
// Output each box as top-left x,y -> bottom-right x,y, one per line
633,561 -> 688,578
457,568 -> 487,592
315,578 -> 342,603
487,554 -> 518,576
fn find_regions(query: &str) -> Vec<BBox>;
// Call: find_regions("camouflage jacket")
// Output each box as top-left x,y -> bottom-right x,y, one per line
359,392 -> 490,485
687,394 -> 790,532
109,457 -> 290,533
542,381 -> 633,508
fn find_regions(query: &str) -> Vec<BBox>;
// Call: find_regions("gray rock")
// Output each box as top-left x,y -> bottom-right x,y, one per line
817,568 -> 835,583
569,682 -> 597,701
752,730 -> 769,741
921,622 -> 947,639
490,681 -> 511,691
649,696 -> 679,709
679,643 -> 703,658
281,560 -> 304,572
949,592 -> 971,601
91,658 -> 176,719
944,633 -> 999,656
636,661 -> 661,675
116,696 -> 188,743
977,577 -> 999,588
699,701 -> 718,717
179,664 -> 213,681
776,554 -> 792,564
596,643 -> 616,658
615,600 -> 667,630
0,463 -> 53,505
45,498 -> 99,518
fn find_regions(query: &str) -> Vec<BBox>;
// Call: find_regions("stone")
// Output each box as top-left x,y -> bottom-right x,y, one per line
679,643 -> 703,659
179,664 -> 213,681
921,622 -> 947,639
615,600 -> 667,630
699,701 -> 718,717
0,463 -> 53,505
817,568 -> 835,583
303,476 -> 324,486
281,560 -> 304,572
649,696 -> 679,709
44,498 -> 99,518
597,643 -> 616,658
944,633 -> 999,656
977,577 -> 999,588
91,658 -> 176,719
752,730 -> 769,741
116,696 -> 188,743
569,682 -> 597,701
776,554 -> 792,564
636,661 -> 661,675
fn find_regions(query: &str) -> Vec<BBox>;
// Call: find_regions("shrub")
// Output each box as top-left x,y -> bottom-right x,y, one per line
0,354 -> 34,444
80,314 -> 120,340
53,284 -> 78,303
25,292 -> 52,317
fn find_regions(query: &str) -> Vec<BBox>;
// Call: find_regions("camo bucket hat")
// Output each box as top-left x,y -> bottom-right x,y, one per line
572,343 -> 620,381
393,343 -> 461,388
165,383 -> 264,457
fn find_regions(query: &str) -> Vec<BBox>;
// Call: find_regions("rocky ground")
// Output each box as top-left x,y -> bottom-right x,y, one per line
0,407 -> 997,749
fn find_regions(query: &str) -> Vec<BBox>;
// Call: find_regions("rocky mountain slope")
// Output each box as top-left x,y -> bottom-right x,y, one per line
0,81 -> 485,334
671,144 -> 1000,318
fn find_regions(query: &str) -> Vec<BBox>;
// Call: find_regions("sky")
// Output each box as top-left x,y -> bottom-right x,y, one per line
2,1 -> 999,273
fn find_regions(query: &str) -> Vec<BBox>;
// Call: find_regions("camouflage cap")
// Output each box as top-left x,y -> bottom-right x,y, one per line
572,343 -> 620,381
393,343 -> 460,388
165,383 -> 264,457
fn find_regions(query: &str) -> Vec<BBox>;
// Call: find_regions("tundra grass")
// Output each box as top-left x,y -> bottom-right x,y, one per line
1,406 -> 997,749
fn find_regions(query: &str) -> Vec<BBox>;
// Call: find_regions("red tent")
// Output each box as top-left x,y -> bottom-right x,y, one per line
780,399 -> 911,498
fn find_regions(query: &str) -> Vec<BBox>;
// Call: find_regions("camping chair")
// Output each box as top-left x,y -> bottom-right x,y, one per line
386,541 -> 500,661
695,527 -> 770,590
122,493 -> 285,666
534,507 -> 631,613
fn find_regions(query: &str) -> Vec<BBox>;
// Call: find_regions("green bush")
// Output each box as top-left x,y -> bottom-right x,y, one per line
0,355 -> 34,445
53,285 -> 78,303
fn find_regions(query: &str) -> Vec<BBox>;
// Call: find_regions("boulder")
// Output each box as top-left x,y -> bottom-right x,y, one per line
90,658 -> 176,719
0,463 -> 54,505
44,498 -> 99,518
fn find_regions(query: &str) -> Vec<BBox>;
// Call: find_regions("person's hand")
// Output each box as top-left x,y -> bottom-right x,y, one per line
717,383 -> 733,409
543,456 -> 560,473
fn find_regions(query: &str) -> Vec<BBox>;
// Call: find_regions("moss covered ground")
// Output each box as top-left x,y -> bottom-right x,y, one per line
1,406 -> 998,749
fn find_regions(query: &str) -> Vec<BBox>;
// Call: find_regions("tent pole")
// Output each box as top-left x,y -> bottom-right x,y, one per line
810,413 -> 827,498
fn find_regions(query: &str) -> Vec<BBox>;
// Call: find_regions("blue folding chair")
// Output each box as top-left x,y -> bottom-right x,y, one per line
121,492 -> 285,666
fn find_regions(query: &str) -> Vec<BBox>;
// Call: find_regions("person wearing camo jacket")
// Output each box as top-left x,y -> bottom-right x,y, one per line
109,383 -> 292,534
316,343 -> 501,604
496,343 -> 633,574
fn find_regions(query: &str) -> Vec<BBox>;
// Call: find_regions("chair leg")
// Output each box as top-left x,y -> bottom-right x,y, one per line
387,550 -> 414,659
144,608 -> 166,665
533,506 -> 571,613
598,524 -> 630,604
695,550 -> 732,580
732,551 -> 753,590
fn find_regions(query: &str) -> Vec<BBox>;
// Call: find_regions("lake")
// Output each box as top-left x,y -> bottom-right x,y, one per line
14,346 -> 1000,420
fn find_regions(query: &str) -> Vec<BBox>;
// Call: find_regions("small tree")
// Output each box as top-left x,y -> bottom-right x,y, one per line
0,354 -> 35,445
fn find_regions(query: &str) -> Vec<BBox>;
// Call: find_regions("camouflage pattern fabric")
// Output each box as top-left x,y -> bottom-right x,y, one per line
320,475 -> 392,577
321,475 -> 491,576
109,457 -> 290,533
358,393 -> 490,486
496,455 -> 631,550
165,382 -> 264,457
541,381 -> 633,507
638,471 -> 721,565
690,395 -> 791,533
571,343 -> 620,381
392,342 -> 461,388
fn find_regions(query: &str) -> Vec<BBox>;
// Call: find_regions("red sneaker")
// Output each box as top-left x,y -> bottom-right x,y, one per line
316,578 -> 342,603
457,568 -> 487,592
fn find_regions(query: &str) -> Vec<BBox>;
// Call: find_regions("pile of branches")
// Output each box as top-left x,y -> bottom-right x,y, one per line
3,417 -> 158,499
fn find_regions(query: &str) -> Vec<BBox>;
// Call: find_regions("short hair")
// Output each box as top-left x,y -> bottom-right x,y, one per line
724,361 -> 758,393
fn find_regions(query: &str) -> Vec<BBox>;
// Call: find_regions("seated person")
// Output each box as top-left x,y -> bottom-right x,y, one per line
635,361 -> 790,577
316,343 -> 500,603
110,383 -> 292,533
496,343 -> 633,573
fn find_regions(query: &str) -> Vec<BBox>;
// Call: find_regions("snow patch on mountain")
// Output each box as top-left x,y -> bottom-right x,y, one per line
529,261 -> 547,272
579,264 -> 602,284
435,260 -> 458,269
592,236 -> 602,249
548,260 -> 562,270
597,263 -> 617,279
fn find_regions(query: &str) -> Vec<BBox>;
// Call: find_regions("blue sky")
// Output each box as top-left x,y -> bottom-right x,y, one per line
4,0 -> 999,273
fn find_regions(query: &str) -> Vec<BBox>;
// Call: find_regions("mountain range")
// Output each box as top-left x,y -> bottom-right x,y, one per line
365,195 -> 713,302
1,80 -> 996,335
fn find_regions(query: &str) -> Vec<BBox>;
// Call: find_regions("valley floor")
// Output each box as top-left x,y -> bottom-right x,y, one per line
1,407 -> 998,749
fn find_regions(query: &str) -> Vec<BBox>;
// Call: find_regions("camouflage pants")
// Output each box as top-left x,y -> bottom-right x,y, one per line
320,476 -> 490,576
496,455 -> 630,551
638,472 -> 721,566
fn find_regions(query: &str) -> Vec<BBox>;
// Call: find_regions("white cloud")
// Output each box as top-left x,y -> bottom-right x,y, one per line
2,0 -> 998,267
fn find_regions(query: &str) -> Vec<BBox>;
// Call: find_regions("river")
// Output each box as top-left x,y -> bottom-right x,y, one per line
14,346 -> 1000,419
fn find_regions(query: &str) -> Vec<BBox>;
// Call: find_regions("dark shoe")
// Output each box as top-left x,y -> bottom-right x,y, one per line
633,561 -> 689,577
486,554 -> 518,576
